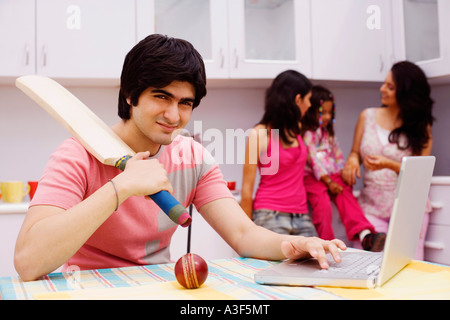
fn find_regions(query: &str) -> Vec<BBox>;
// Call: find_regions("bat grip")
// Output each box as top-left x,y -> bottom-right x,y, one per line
150,191 -> 191,227
115,155 -> 191,227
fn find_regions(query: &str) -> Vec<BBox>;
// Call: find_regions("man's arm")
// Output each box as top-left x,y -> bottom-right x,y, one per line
199,198 -> 346,269
14,183 -> 119,281
14,152 -> 171,281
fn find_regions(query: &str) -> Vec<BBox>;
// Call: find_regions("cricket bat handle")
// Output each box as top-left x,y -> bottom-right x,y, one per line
115,156 -> 192,227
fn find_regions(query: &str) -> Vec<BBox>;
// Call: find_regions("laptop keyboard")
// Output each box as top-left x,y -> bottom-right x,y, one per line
316,252 -> 382,278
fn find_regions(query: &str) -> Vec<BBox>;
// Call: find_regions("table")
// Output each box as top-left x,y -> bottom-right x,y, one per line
1,257 -> 450,300
0,258 -> 336,300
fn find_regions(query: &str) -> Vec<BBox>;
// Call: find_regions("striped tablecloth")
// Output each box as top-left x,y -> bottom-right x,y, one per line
0,257 -> 339,300
3,257 -> 449,300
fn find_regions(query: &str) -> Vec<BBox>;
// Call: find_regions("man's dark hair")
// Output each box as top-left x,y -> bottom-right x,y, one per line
118,34 -> 207,119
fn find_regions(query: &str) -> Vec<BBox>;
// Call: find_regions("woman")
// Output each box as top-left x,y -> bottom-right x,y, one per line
240,70 -> 317,236
342,61 -> 434,258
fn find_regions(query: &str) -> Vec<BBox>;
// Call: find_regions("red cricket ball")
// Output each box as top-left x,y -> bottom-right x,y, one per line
174,253 -> 208,289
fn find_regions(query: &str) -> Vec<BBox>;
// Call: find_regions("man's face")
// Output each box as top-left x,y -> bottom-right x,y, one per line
128,81 -> 195,149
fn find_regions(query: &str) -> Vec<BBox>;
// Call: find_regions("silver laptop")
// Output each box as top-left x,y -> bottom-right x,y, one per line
254,156 -> 435,288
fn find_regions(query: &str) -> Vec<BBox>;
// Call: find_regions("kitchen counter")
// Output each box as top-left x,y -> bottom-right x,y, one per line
0,203 -> 28,277
0,202 -> 29,215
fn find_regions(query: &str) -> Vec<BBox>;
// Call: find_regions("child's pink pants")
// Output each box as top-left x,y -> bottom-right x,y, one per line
304,173 -> 375,241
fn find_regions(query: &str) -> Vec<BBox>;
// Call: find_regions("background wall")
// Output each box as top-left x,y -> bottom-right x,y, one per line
0,78 -> 449,277
1,79 -> 448,190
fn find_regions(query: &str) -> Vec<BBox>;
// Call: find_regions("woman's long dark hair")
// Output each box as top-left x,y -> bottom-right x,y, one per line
259,70 -> 312,145
388,61 -> 434,155
301,85 -> 335,137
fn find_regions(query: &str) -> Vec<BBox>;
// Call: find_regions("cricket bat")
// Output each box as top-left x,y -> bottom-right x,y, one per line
16,75 -> 191,227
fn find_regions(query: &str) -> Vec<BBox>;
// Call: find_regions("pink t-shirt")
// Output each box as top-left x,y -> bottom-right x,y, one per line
253,133 -> 308,214
30,136 -> 233,270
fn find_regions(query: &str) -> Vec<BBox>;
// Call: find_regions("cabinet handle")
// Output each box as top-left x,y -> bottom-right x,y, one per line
219,48 -> 224,69
25,44 -> 30,66
431,201 -> 443,209
234,49 -> 239,69
424,241 -> 445,250
42,45 -> 47,67
379,55 -> 384,72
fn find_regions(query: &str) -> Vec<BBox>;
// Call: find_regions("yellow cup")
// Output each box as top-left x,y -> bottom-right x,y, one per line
0,181 -> 30,203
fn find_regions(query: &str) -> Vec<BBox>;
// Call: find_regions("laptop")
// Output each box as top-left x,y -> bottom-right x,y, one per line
254,156 -> 436,288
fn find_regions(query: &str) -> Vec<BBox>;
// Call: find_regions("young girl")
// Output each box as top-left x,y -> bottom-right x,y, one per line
241,70 -> 317,237
301,85 -> 385,251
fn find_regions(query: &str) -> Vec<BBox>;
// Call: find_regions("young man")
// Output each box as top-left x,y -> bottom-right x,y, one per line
14,35 -> 346,281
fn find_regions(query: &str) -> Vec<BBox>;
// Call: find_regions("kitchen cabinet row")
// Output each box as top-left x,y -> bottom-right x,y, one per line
1,0 -> 449,84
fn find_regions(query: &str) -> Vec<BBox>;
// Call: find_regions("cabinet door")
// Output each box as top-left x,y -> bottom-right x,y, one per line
311,0 -> 392,82
392,0 -> 450,78
228,0 -> 311,79
147,0 -> 228,79
36,0 -> 136,79
0,0 -> 35,77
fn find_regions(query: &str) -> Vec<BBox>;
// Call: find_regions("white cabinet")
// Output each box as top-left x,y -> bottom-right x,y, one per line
139,0 -> 230,79
138,0 -> 311,80
310,0 -> 393,82
227,0 -> 311,79
424,177 -> 450,265
36,0 -> 136,79
3,1 -> 448,83
0,0 -> 137,80
392,0 -> 450,78
0,0 -> 35,77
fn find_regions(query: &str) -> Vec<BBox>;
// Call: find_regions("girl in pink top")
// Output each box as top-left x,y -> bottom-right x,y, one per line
241,70 -> 316,236
302,86 -> 385,251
